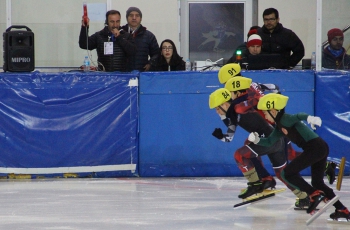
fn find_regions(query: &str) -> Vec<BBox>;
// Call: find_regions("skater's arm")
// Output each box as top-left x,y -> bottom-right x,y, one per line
282,113 -> 322,130
283,113 -> 309,125
234,99 -> 257,114
212,119 -> 236,142
258,83 -> 280,94
224,123 -> 236,142
250,129 -> 283,146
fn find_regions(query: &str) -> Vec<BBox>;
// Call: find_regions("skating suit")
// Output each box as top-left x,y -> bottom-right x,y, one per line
258,111 -> 340,205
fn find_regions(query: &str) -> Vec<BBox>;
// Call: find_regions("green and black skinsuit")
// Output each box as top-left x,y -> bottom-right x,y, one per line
257,110 -> 346,210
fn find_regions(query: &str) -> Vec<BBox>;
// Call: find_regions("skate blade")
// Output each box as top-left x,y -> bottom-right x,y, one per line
243,188 -> 286,201
233,193 -> 275,209
327,218 -> 350,224
294,207 -> 318,211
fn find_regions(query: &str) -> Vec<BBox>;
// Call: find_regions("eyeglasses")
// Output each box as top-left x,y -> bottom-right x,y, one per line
162,46 -> 173,51
263,18 -> 276,22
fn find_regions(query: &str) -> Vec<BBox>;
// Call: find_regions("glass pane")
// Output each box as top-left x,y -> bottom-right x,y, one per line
189,3 -> 244,64
0,1 -> 6,70
321,0 -> 350,70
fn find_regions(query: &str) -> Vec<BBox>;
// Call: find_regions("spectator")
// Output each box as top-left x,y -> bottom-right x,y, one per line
226,26 -> 260,64
121,7 -> 159,71
79,10 -> 136,72
258,8 -> 305,69
226,34 -> 262,65
322,28 -> 350,69
149,39 -> 185,71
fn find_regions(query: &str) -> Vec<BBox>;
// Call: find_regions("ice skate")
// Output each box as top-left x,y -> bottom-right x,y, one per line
261,176 -> 276,190
294,196 -> 311,210
329,208 -> 350,221
307,190 -> 326,214
238,181 -> 263,199
325,161 -> 336,184
306,195 -> 340,225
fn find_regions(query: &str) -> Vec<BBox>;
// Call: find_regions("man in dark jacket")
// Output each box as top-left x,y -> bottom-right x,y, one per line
79,10 -> 136,72
258,8 -> 305,69
121,7 -> 159,71
322,28 -> 350,69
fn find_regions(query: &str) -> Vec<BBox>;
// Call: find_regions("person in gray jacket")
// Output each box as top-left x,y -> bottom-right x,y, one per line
79,10 -> 136,72
121,7 -> 159,71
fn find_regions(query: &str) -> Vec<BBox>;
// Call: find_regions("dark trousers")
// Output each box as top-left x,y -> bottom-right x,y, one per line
282,137 -> 344,208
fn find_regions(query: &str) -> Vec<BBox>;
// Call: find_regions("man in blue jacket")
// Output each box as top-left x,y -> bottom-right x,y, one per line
121,7 -> 159,71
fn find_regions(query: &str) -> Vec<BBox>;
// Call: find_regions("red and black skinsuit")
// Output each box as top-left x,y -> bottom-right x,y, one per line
240,82 -> 300,161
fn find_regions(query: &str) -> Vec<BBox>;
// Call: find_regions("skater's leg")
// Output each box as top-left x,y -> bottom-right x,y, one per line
239,168 -> 264,199
251,156 -> 270,179
325,161 -> 336,184
234,144 -> 274,181
285,137 -> 301,161
283,138 -> 335,213
252,156 -> 276,189
234,145 -> 257,173
234,145 -> 264,198
309,139 -> 347,210
281,152 -> 316,195
267,149 -> 307,199
266,137 -> 296,190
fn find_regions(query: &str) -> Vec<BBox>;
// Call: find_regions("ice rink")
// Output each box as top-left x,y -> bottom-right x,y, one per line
0,177 -> 349,230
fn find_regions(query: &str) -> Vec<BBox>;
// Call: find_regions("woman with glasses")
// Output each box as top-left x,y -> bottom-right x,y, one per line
149,39 -> 185,71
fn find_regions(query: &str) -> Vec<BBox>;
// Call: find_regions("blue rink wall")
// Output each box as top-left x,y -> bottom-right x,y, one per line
0,70 -> 348,178
139,70 -> 349,177
0,72 -> 139,178
139,70 -> 314,177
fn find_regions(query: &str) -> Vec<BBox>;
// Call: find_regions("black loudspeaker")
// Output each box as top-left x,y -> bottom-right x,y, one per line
3,25 -> 35,72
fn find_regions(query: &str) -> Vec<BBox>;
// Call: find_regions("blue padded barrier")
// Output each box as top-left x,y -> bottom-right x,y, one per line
4,70 -> 346,178
315,71 -> 350,175
139,70 -> 314,177
0,71 -> 139,178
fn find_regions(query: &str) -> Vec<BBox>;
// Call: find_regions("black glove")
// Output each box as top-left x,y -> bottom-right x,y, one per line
212,128 -> 224,139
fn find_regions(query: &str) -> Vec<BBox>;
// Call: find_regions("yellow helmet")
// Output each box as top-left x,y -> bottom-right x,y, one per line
218,63 -> 241,84
209,88 -> 231,109
257,93 -> 289,110
224,76 -> 252,92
